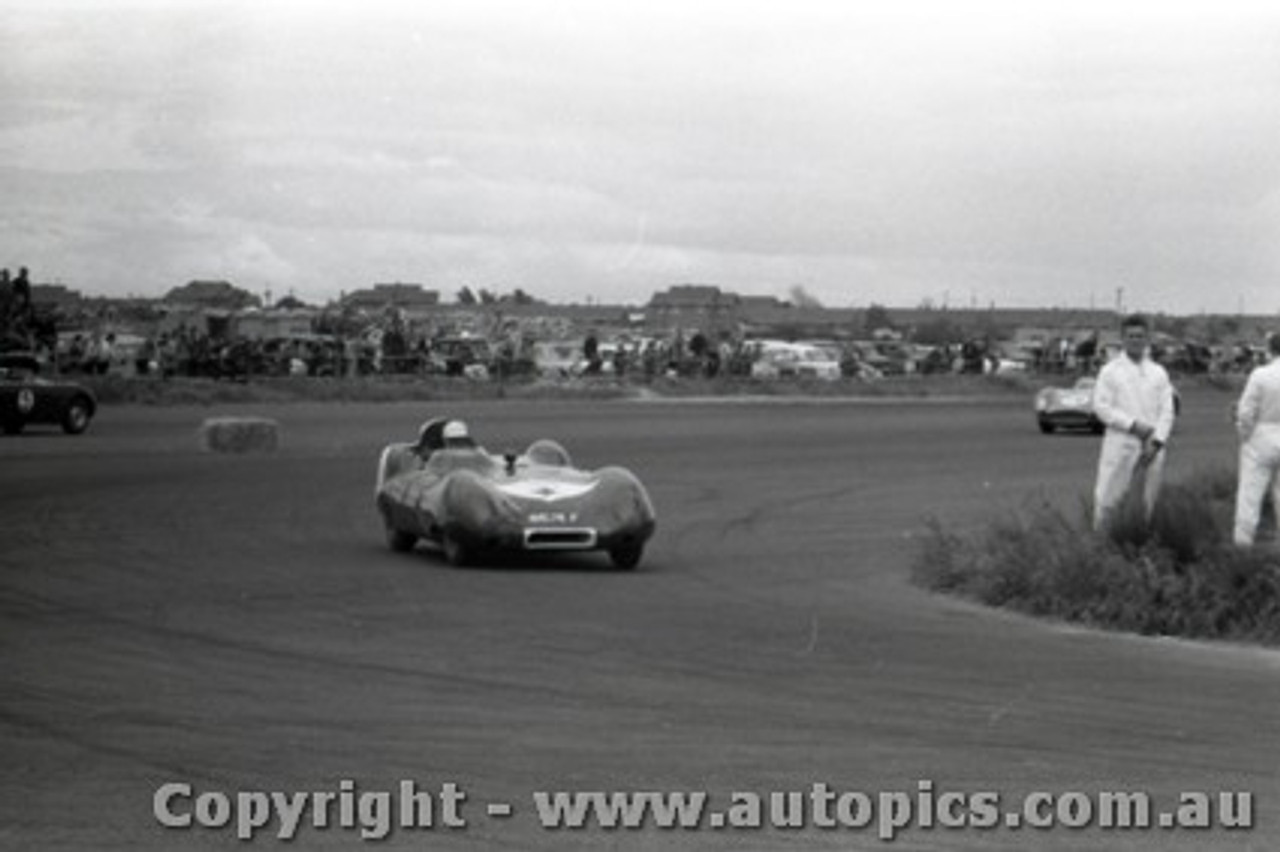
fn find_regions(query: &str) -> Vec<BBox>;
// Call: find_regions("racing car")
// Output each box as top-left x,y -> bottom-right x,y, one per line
375,418 -> 656,569
0,353 -> 97,435
1035,375 -> 1181,435
1034,376 -> 1104,434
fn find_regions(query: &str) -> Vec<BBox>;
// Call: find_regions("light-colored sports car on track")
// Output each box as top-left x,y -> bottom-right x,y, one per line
1036,375 -> 1181,435
375,418 -> 656,569
1034,376 -> 1104,434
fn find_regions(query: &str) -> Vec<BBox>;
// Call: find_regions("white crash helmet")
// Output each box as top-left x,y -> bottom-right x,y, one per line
441,419 -> 474,447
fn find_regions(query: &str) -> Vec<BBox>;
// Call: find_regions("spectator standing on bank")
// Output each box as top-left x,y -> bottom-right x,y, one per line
1233,332 -> 1280,546
582,332 -> 600,374
136,336 -> 156,376
100,332 -> 117,375
1091,314 -> 1177,531
12,267 -> 30,314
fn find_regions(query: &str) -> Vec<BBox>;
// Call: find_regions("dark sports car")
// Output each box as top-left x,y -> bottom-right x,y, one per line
375,418 -> 656,569
0,353 -> 97,435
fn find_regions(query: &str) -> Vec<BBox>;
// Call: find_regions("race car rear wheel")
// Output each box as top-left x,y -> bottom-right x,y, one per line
62,398 -> 92,435
442,532 -> 472,567
1037,419 -> 1054,434
1,416 -> 23,436
609,543 -> 644,571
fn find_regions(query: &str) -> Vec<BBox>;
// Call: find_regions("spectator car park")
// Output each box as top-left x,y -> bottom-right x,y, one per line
748,341 -> 842,381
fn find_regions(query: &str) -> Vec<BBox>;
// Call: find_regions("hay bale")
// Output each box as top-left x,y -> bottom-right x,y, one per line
198,417 -> 279,454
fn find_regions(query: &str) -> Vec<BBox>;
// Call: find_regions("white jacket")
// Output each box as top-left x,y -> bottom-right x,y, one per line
1236,357 -> 1280,441
1092,353 -> 1176,441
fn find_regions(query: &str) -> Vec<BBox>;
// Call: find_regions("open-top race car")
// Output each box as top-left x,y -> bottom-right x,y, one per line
0,353 -> 97,435
375,418 -> 656,569
1035,374 -> 1181,435
1034,376 -> 1104,434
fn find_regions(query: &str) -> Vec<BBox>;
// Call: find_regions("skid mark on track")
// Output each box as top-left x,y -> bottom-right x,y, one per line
710,482 -> 867,542
0,704 -> 223,783
2,585 -> 640,711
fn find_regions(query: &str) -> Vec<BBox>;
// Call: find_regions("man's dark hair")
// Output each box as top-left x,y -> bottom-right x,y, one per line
1120,313 -> 1149,332
1269,332 -> 1280,356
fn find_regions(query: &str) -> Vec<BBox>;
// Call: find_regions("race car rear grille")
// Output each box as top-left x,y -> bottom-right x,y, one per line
523,528 -> 597,549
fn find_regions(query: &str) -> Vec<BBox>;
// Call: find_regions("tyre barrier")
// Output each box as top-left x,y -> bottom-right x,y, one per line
198,417 -> 280,454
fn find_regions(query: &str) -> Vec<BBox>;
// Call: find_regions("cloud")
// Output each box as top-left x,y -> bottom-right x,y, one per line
5,0 -> 1280,311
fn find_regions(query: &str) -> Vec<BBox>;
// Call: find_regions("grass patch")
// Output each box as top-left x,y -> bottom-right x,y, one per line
77,370 -> 1236,407
80,375 -> 637,406
913,469 -> 1280,646
81,372 -> 1042,407
649,372 -> 1041,398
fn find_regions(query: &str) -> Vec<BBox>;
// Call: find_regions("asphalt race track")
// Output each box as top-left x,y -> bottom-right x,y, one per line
2,387 -> 1276,851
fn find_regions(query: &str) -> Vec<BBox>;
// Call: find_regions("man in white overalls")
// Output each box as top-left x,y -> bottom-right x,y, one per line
1091,314 -> 1177,531
1233,333 -> 1280,546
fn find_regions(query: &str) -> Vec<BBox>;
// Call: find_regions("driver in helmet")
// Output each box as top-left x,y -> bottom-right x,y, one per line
414,417 -> 476,460
441,419 -> 476,449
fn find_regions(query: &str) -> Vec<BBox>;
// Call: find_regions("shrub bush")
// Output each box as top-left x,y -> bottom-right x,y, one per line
913,469 -> 1280,645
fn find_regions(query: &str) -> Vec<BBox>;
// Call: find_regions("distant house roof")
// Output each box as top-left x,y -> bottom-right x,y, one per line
30,283 -> 83,307
649,285 -> 742,310
738,295 -> 787,310
342,283 -> 440,310
163,280 -> 260,309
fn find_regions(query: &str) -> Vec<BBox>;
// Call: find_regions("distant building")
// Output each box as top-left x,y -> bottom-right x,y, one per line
30,284 -> 83,309
342,283 -> 440,311
235,309 -> 319,340
164,280 -> 261,311
738,295 -> 788,312
647,284 -> 744,331
649,284 -> 741,312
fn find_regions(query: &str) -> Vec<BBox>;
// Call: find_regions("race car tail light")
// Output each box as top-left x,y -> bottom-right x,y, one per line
524,528 -> 597,549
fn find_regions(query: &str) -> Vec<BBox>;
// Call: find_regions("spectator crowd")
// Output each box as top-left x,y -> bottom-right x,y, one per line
2,272 -> 1272,383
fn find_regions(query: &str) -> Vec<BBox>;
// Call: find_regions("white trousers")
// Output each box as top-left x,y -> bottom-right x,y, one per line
1093,431 -> 1166,531
1234,424 -> 1280,546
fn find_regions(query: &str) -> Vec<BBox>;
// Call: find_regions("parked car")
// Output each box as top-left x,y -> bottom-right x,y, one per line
749,342 -> 841,381
531,340 -> 584,379
0,353 -> 97,435
429,337 -> 491,379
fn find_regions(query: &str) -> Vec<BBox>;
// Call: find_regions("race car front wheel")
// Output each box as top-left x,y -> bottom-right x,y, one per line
385,522 -> 417,553
609,543 -> 644,571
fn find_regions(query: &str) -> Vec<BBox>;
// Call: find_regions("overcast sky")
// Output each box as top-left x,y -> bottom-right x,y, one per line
4,0 -> 1279,313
